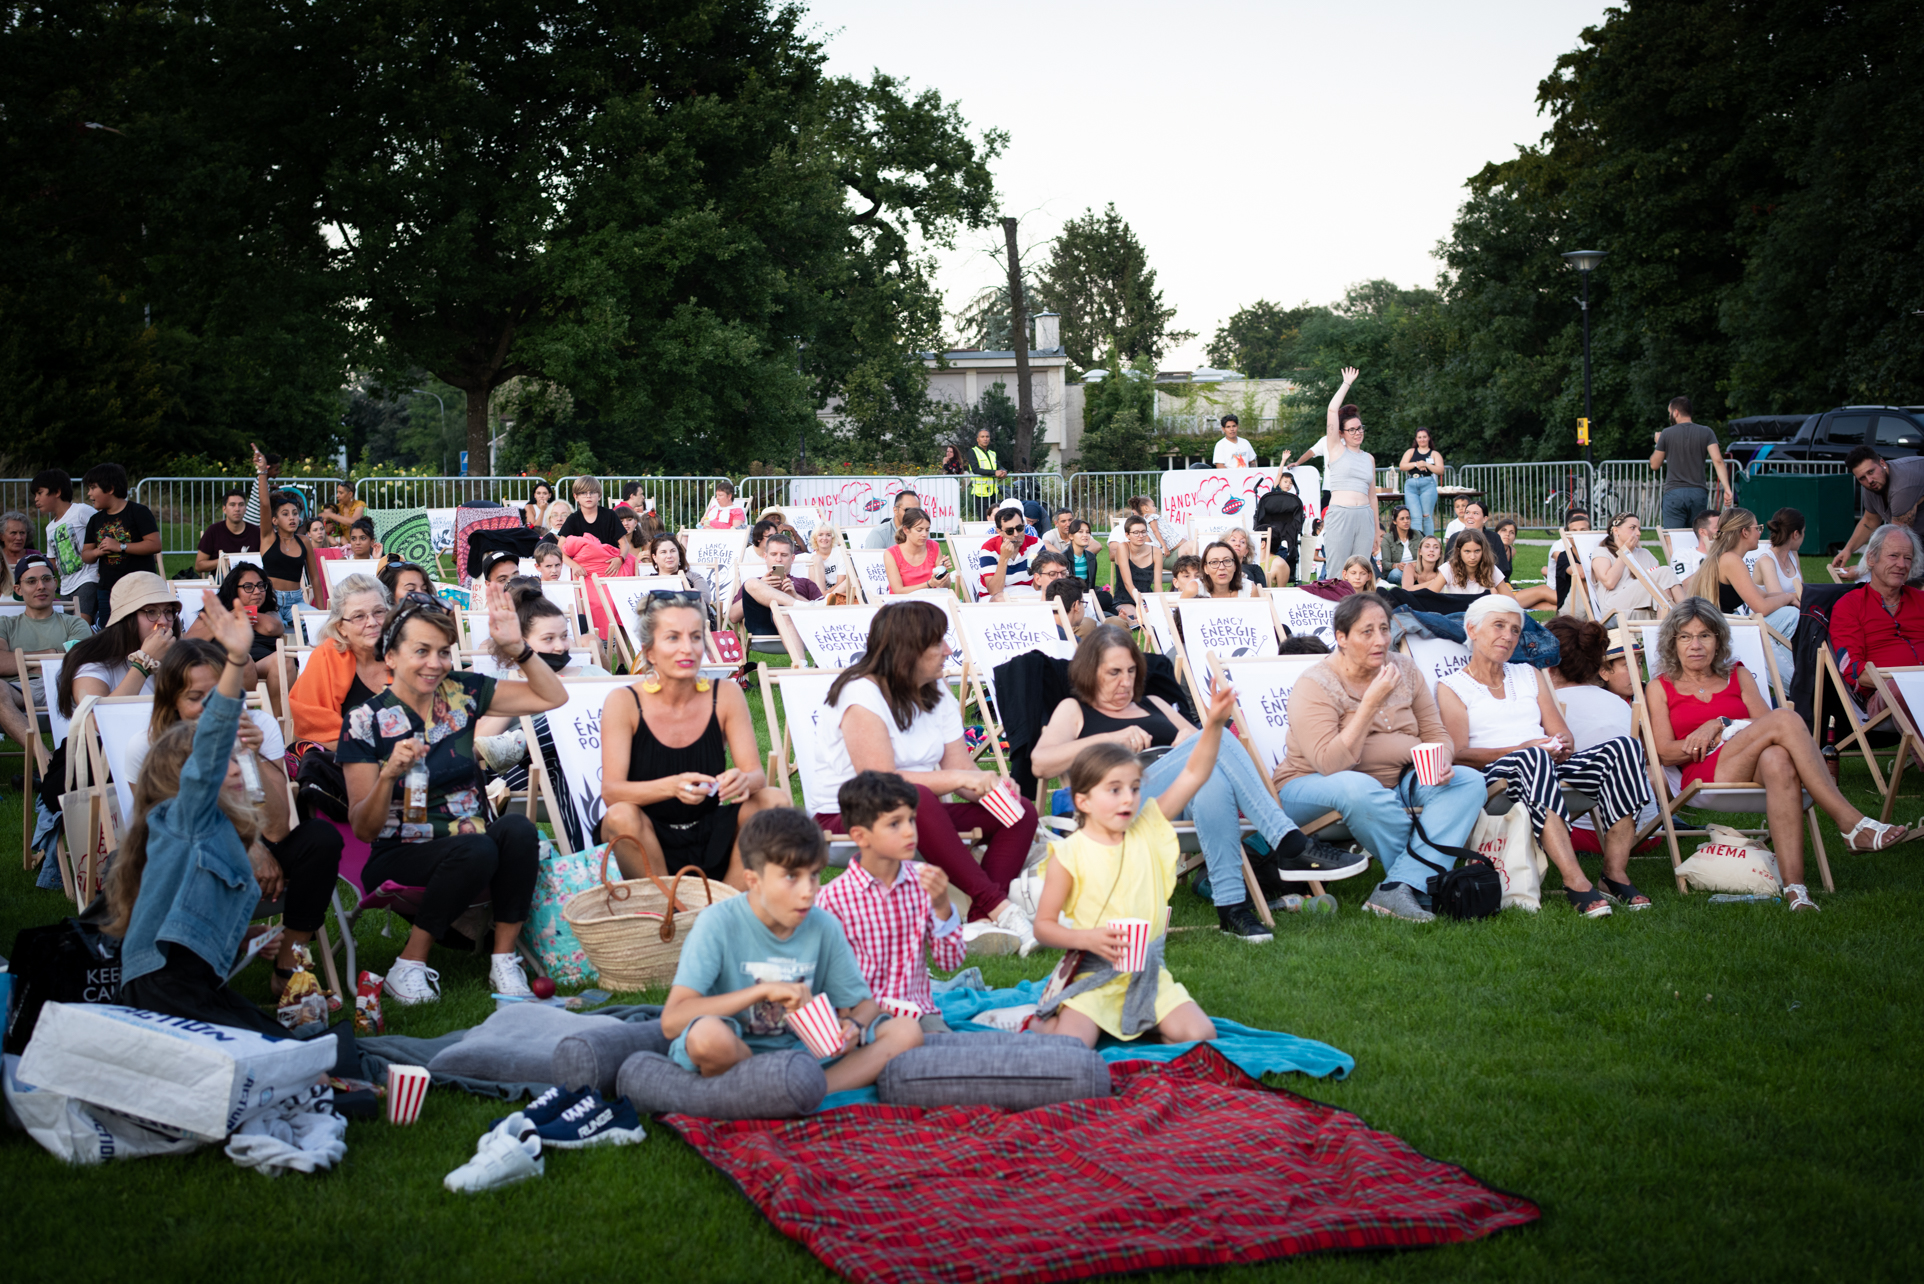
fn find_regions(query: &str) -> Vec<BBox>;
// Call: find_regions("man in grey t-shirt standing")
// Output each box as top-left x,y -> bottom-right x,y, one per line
1649,396 -> 1730,530
1830,445 -> 1924,580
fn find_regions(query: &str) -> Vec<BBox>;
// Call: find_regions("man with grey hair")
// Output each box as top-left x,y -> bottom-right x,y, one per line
1829,523 -> 1924,705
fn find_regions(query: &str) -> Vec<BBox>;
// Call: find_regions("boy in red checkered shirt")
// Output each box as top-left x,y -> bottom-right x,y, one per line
816,772 -> 967,1031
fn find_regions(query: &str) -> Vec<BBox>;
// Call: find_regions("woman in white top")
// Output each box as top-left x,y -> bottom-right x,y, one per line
1186,540 -> 1257,598
810,600 -> 1039,952
1542,615 -> 1658,845
1589,512 -> 1684,621
1426,530 -> 1511,597
1435,596 -> 1655,916
60,571 -> 179,717
1754,507 -> 1805,602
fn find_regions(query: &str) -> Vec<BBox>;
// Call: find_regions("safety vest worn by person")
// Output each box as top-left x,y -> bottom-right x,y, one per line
970,445 -> 998,497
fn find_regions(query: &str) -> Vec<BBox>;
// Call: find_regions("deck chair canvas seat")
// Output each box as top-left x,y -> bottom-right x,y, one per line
955,600 -> 1076,773
774,600 -> 965,674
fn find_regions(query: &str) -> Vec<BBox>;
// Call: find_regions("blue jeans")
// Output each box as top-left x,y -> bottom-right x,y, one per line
1405,473 -> 1438,535
1276,767 -> 1488,889
1143,736 -> 1299,908
1662,486 -> 1708,531
274,588 -> 305,631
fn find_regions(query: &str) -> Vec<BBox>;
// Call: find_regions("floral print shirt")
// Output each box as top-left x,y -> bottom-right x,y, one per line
337,671 -> 497,842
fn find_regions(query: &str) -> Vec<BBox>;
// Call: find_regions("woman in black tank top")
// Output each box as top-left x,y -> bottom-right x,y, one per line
596,596 -> 787,887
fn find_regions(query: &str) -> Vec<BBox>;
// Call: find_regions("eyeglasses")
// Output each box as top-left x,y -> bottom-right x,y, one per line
1204,558 -> 1237,568
343,607 -> 389,627
137,604 -> 179,621
236,580 -> 268,595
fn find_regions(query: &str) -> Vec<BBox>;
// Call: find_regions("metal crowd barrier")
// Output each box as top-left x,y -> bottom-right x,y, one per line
1590,459 -> 1668,528
549,475 -> 734,533
353,475 -> 534,512
1448,461 -> 1595,533
1741,458 -> 1850,477
1066,471 -> 1161,531
133,475 -> 344,556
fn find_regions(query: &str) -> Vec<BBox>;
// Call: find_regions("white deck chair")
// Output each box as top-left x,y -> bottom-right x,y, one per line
758,668 -> 864,867
219,551 -> 264,578
1867,666 -> 1924,824
323,558 -> 379,592
1561,529 -> 1613,622
466,648 -> 597,679
1267,588 -> 1339,645
1619,618 -> 1828,892
1163,593 -> 1282,711
516,675 -> 635,860
772,600 -> 967,676
292,605 -> 331,647
680,527 -> 749,575
1660,528 -> 1700,562
845,548 -> 893,604
1402,633 -> 1472,690
955,599 -> 1076,773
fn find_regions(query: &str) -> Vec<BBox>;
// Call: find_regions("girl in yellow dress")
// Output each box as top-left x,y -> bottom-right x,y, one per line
1029,683 -> 1237,1046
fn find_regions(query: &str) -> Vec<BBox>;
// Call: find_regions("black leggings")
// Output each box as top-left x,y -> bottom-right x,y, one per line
362,815 -> 539,940
265,816 -> 345,934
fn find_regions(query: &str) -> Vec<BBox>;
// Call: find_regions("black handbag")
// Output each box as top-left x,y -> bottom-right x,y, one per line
6,916 -> 122,1054
1398,772 -> 1502,921
294,745 -> 350,824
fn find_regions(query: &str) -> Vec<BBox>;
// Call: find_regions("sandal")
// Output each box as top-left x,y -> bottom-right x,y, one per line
1844,817 -> 1909,852
1599,876 -> 1653,911
270,964 -> 296,999
1785,884 -> 1820,912
1565,886 -> 1614,919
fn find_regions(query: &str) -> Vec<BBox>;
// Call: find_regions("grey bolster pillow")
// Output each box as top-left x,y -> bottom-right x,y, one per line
552,1020 -> 670,1096
616,1049 -> 827,1120
877,1032 -> 1112,1109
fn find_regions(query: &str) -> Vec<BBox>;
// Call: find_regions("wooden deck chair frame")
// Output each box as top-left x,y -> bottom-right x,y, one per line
16,651 -> 65,878
1864,664 -> 1924,824
1813,643 -> 1899,806
1155,591 -> 1285,718
1616,618 -> 1831,892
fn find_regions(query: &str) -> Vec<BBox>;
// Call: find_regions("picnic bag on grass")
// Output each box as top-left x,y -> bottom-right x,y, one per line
563,849 -> 739,990
1400,775 -> 1501,920
1675,824 -> 1782,896
1469,803 -> 1550,912
522,839 -> 602,985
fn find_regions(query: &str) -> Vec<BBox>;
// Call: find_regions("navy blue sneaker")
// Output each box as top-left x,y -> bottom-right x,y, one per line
535,1091 -> 648,1150
486,1085 -> 584,1139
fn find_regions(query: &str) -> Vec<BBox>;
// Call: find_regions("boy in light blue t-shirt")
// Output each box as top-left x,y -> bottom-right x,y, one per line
661,808 -> 923,1094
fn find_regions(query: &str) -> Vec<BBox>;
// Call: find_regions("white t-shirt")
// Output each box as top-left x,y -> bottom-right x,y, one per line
126,707 -> 285,782
810,676 -> 964,815
1444,518 -> 1465,541
1213,436 -> 1257,469
47,502 -> 99,595
74,659 -> 154,702
1554,683 -> 1657,832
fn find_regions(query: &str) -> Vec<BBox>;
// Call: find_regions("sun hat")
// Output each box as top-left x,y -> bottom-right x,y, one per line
106,571 -> 180,627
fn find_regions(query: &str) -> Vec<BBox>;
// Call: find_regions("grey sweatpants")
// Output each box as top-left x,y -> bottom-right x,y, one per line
1319,503 -> 1378,579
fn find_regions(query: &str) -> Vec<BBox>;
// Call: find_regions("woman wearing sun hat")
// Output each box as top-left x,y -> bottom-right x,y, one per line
59,571 -> 182,715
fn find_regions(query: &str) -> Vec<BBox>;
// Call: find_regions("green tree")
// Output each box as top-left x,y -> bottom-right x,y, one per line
1074,346 -> 1157,471
1204,300 -> 1324,378
1036,203 -> 1193,373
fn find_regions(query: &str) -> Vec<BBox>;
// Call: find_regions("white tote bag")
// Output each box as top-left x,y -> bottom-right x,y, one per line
1675,824 -> 1782,895
1469,803 -> 1550,912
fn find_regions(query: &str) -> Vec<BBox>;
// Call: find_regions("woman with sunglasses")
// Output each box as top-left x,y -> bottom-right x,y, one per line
287,573 -> 394,751
1304,365 -> 1379,580
647,533 -> 711,605
379,561 -> 434,605
341,586 -> 568,1004
600,592 -> 785,890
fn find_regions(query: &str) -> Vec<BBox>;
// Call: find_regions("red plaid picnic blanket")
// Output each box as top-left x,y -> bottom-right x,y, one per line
663,1045 -> 1539,1283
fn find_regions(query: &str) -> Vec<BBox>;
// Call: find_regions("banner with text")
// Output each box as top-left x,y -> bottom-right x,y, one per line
1160,469 -> 1276,533
787,476 -> 962,533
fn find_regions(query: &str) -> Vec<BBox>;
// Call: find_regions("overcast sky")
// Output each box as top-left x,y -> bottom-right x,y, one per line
805,0 -> 1612,369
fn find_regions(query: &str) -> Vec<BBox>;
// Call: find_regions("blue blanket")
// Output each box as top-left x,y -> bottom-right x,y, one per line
818,980 -> 1352,1110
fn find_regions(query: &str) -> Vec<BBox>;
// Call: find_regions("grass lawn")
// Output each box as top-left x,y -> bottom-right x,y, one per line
6,540 -> 1919,1282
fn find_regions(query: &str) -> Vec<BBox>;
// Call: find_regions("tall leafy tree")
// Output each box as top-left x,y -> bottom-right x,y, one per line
1036,203 -> 1192,373
1204,300 -> 1323,378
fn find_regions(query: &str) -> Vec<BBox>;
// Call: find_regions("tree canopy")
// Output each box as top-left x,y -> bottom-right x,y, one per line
1036,203 -> 1192,375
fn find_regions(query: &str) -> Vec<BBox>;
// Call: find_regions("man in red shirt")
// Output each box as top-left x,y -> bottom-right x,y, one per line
1830,524 -> 1924,719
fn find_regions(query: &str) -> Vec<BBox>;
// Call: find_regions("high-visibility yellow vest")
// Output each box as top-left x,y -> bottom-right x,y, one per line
970,446 -> 998,496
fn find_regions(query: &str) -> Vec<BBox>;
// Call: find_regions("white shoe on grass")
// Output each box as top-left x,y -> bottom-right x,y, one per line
383,959 -> 441,1006
991,902 -> 1039,958
490,952 -> 535,998
445,1114 -> 544,1192
962,920 -> 1020,956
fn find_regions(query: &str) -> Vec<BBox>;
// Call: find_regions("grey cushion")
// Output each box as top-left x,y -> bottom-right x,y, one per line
877,1032 -> 1111,1109
616,1049 -> 826,1119
426,1003 -> 628,1085
551,1020 -> 670,1096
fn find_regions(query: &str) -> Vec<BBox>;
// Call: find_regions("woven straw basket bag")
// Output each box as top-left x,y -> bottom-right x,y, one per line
564,847 -> 739,990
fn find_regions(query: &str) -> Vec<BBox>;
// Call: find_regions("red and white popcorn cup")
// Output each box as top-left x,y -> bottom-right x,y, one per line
785,993 -> 846,1059
386,1064 -> 431,1125
1411,742 -> 1448,787
1107,918 -> 1151,973
877,996 -> 923,1021
978,778 -> 1025,829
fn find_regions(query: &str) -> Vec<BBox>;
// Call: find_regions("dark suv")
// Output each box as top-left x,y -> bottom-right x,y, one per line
1727,406 -> 1924,469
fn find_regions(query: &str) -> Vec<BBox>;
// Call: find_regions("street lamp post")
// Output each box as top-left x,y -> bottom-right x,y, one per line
1560,250 -> 1607,508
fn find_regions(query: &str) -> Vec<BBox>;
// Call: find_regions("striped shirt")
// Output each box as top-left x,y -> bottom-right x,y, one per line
814,859 -> 964,1014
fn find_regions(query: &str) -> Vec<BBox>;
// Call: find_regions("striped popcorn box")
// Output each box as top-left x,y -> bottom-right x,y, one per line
385,1064 -> 431,1125
1411,742 -> 1447,787
784,994 -> 845,1059
1107,918 -> 1151,973
877,996 -> 923,1021
979,778 -> 1024,828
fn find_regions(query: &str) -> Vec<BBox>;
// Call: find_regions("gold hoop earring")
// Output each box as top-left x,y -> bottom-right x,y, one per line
642,674 -> 662,694
694,678 -> 711,693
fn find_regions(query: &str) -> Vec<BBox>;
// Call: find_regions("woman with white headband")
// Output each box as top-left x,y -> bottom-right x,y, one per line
1435,595 -> 1656,918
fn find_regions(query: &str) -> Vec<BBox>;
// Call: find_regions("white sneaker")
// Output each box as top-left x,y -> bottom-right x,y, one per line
961,920 -> 1020,956
383,959 -> 442,1006
445,1115 -> 544,1192
991,902 -> 1039,958
490,953 -> 535,998
1006,872 -> 1046,920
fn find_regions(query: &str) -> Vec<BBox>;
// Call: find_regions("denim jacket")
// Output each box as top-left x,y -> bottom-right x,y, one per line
118,689 -> 260,985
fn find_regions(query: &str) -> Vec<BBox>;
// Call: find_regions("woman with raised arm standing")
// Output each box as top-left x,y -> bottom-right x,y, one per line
1312,367 -> 1379,579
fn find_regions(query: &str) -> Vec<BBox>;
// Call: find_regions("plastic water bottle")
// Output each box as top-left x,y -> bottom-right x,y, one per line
1706,893 -> 1780,904
1277,894 -> 1305,913
235,750 -> 266,804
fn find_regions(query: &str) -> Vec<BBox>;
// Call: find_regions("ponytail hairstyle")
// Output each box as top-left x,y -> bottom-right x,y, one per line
1599,512 -> 1640,555
1066,741 -> 1140,828
106,719 -> 263,938
1689,507 -> 1759,601
1766,507 -> 1804,550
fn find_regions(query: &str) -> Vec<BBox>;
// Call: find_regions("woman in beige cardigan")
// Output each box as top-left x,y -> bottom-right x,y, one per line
1272,592 -> 1489,923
